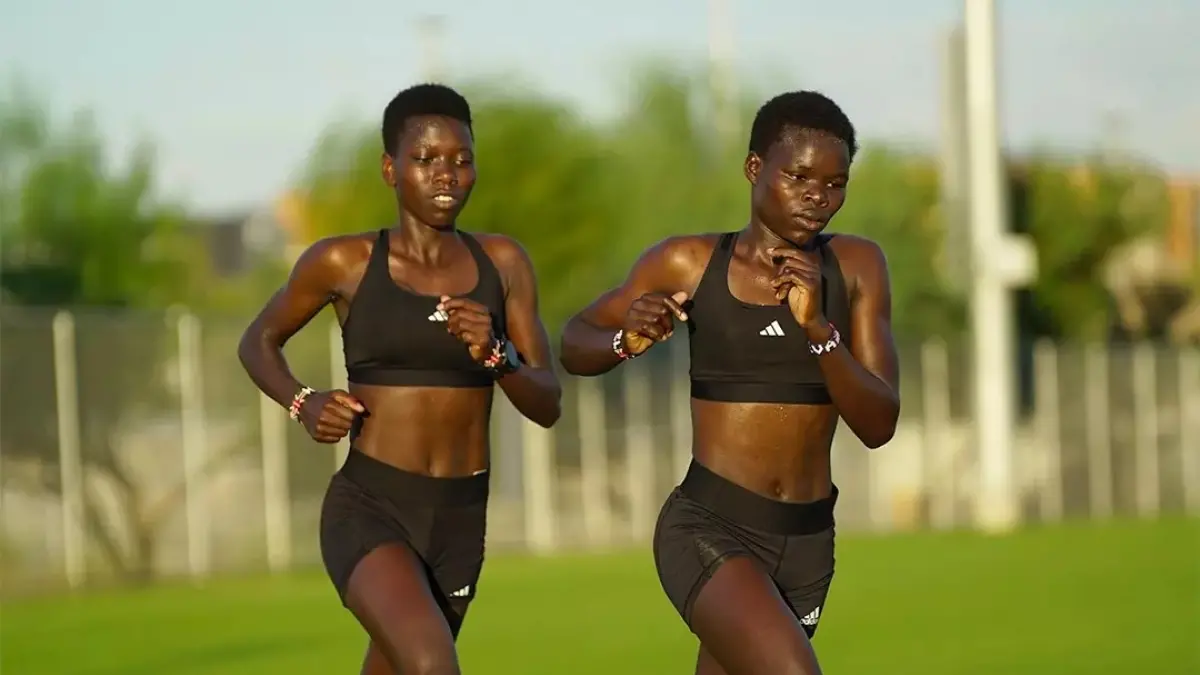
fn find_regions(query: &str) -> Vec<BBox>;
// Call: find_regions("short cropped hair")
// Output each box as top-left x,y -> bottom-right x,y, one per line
381,83 -> 473,155
748,91 -> 858,161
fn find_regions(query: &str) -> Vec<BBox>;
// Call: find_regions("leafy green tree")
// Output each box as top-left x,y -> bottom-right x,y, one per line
1013,157 -> 1169,339
602,63 -> 959,339
0,88 -> 235,584
298,86 -> 622,329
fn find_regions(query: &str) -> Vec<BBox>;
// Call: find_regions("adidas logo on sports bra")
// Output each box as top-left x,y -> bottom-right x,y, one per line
759,320 -> 785,337
428,310 -> 449,322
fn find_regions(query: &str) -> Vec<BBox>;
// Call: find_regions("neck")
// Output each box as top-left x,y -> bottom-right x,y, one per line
392,211 -> 457,264
740,220 -> 796,264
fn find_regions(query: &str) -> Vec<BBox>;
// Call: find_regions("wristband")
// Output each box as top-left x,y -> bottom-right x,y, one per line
482,338 -> 505,370
808,323 -> 842,356
482,337 -> 520,377
612,330 -> 639,361
289,386 -> 316,422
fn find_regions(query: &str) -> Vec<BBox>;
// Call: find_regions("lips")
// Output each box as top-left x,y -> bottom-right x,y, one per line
793,213 -> 827,231
431,193 -> 461,209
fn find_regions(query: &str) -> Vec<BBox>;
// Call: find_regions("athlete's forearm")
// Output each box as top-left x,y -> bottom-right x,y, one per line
497,366 -> 562,428
558,316 -> 626,376
805,321 -> 899,449
237,327 -> 305,410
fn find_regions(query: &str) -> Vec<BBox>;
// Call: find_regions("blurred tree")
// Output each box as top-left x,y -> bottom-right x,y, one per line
292,63 -> 1174,346
294,63 -> 960,336
0,87 -> 242,584
1012,157 -> 1169,340
827,148 -> 962,338
298,85 -> 622,328
601,62 -> 745,272
603,63 -> 961,339
0,95 -> 192,308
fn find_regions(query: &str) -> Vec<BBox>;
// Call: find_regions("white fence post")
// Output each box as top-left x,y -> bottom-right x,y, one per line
1034,340 -> 1062,523
260,393 -> 291,573
521,417 -> 556,553
177,312 -> 210,581
52,311 -> 85,589
921,339 -> 954,529
1180,350 -> 1199,515
330,322 -> 349,471
1084,343 -> 1113,519
670,339 -> 692,483
576,377 -> 612,548
1132,343 -> 1160,518
624,364 -> 656,542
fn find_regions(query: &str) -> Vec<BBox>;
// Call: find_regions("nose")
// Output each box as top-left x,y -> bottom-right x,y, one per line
431,160 -> 457,188
801,183 -> 828,208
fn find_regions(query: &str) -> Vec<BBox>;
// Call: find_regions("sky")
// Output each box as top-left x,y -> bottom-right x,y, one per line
2,0 -> 1196,213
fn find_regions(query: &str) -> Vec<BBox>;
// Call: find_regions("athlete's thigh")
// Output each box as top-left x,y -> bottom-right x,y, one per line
344,543 -> 460,675
690,556 -> 823,675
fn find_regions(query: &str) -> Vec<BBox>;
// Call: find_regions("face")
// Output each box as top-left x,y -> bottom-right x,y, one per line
381,115 -> 476,229
744,128 -> 850,245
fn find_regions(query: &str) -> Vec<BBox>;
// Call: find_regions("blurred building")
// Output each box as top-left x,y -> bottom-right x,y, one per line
1102,175 -> 1199,342
186,203 -> 293,278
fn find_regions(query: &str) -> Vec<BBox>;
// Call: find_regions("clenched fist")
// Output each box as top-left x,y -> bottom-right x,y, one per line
620,291 -> 689,356
300,389 -> 366,444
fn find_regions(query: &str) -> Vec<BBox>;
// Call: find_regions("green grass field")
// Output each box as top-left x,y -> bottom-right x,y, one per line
2,518 -> 1196,675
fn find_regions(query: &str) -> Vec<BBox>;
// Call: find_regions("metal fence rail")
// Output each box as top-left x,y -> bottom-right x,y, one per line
1,307 -> 1196,594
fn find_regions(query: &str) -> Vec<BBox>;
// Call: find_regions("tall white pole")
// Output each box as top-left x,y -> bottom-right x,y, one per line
417,16 -> 445,82
939,26 -> 971,292
964,0 -> 1036,533
708,0 -> 737,142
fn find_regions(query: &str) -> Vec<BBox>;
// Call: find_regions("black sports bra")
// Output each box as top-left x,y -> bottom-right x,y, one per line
341,229 -> 506,388
686,232 -> 851,404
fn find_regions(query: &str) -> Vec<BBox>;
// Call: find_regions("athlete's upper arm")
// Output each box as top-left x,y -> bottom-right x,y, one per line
575,236 -> 705,329
250,238 -> 351,348
843,237 -> 900,393
488,236 -> 554,369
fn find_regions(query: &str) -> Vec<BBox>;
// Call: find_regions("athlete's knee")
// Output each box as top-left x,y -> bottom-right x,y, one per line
392,648 -> 461,675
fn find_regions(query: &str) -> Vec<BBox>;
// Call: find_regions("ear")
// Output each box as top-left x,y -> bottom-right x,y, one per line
744,152 -> 762,185
381,153 -> 396,187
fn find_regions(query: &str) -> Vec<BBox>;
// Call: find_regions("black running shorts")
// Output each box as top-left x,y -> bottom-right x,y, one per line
653,461 -> 837,637
319,450 -> 488,635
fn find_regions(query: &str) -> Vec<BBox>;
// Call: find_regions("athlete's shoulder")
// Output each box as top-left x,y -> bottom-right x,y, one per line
294,231 -> 374,277
640,233 -> 722,273
471,231 -> 534,273
826,234 -> 888,272
825,234 -> 890,296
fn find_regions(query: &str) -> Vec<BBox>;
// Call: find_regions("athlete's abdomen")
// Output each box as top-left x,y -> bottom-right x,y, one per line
349,384 -> 493,477
690,399 -> 837,502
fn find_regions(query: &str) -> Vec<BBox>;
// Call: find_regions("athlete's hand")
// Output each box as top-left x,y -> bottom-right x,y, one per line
769,247 -> 824,330
440,296 -> 496,364
621,291 -> 689,356
300,389 -> 365,444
